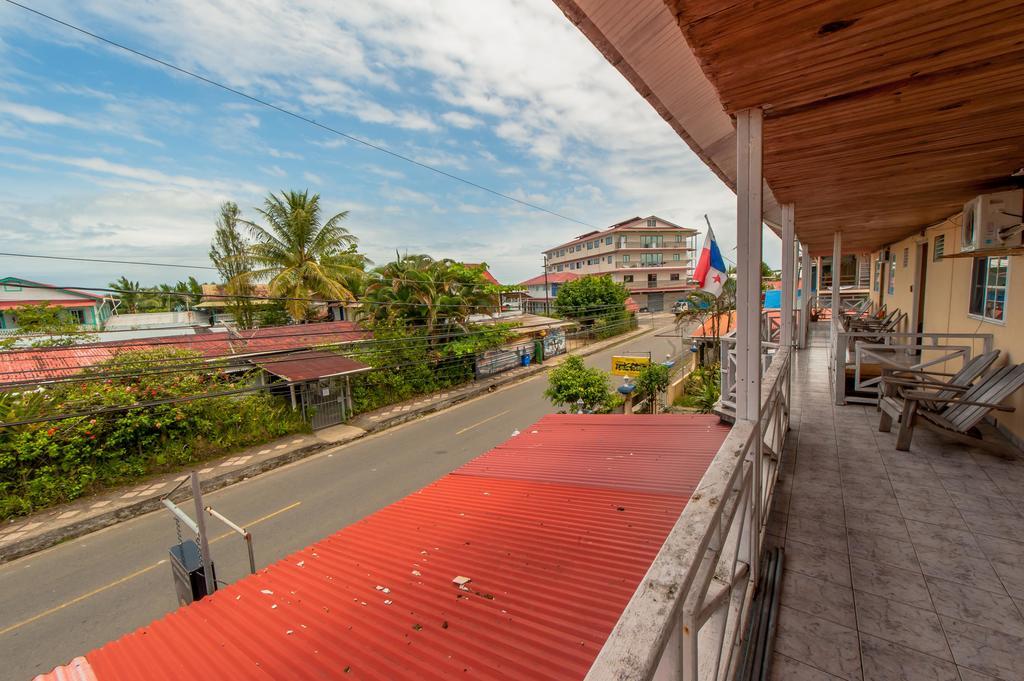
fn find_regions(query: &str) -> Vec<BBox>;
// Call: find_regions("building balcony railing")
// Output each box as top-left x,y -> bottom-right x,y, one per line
616,261 -> 692,269
585,342 -> 791,681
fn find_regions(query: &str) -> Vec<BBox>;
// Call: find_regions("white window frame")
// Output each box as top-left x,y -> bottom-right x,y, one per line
646,218 -> 657,227
968,255 -> 1010,325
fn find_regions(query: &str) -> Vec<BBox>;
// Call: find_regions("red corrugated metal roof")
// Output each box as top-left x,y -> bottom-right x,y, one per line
254,350 -> 371,382
455,414 -> 728,495
38,414 -> 729,681
518,272 -> 579,286
0,322 -> 372,384
0,300 -> 98,310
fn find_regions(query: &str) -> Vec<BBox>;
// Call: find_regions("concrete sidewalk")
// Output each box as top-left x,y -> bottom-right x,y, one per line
0,322 -> 657,563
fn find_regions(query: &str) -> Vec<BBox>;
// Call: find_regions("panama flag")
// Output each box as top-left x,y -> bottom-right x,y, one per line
694,227 -> 727,297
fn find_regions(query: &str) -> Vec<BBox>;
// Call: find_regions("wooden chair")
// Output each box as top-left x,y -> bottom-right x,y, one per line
878,363 -> 1024,456
881,350 -> 1000,411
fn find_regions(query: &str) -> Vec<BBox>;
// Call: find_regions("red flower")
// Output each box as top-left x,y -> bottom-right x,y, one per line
46,427 -> 56,437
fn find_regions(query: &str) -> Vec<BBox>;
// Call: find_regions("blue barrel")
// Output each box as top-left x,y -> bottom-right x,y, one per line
521,353 -> 532,366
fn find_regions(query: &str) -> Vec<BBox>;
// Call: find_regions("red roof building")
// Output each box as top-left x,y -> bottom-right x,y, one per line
39,414 -> 730,681
0,321 -> 372,386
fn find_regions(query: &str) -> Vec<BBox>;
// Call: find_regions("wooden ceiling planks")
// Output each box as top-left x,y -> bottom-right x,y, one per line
561,0 -> 1024,255
665,0 -> 1024,254
671,0 -> 1024,114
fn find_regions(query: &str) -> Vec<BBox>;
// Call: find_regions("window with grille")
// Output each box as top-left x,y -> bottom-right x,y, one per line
646,218 -> 657,227
969,256 -> 1008,322
888,254 -> 896,295
933,235 -> 945,261
903,248 -> 909,267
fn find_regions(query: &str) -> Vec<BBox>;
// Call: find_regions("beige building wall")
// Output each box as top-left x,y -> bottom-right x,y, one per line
918,214 -> 1024,443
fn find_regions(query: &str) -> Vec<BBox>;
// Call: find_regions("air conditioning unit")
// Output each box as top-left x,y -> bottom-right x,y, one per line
960,190 -> 1023,252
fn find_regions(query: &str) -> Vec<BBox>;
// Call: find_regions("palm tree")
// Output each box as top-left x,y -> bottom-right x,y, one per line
239,190 -> 360,321
361,255 -> 499,342
109,277 -> 144,314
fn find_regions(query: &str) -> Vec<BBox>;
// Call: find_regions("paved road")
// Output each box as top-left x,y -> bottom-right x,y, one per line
0,321 -> 688,678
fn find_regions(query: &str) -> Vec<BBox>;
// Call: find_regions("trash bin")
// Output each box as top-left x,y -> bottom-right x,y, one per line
521,353 -> 532,366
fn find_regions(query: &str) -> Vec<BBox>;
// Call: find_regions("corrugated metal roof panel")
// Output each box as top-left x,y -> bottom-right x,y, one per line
455,414 -> 728,495
254,350 -> 371,383
0,322 -> 372,384
39,414 -> 726,680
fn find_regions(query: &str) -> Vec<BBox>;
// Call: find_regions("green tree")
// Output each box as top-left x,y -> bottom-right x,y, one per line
553,275 -> 628,320
210,201 -> 258,328
635,363 -> 671,413
240,190 -> 361,321
544,355 -> 618,412
360,255 -> 499,342
0,303 -> 94,348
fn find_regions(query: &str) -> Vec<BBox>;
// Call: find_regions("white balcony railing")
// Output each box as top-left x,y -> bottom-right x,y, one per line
828,315 -> 995,406
718,310 -> 784,414
585,346 -> 791,681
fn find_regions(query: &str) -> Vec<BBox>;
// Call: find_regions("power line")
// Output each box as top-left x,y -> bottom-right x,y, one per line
0,318 -> 640,425
0,309 -> 631,382
3,0 -> 597,230
0,250 -> 620,294
0,281 -> 648,320
0,252 -> 216,270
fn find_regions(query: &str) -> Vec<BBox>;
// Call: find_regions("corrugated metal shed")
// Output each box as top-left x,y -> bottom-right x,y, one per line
0,322 -> 372,384
37,414 -> 729,681
254,350 -> 371,383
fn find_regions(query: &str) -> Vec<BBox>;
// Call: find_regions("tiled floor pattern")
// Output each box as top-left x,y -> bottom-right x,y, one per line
768,340 -> 1024,681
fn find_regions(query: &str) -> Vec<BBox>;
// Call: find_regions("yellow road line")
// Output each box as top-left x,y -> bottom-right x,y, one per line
455,409 -> 511,435
0,500 -> 302,637
0,561 -> 167,636
211,501 -> 302,543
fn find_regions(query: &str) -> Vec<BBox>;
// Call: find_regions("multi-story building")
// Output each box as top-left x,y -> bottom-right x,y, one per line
541,215 -> 699,311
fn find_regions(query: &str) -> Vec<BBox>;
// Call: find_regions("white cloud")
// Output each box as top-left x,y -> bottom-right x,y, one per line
0,0 -> 777,281
441,111 -> 482,129
260,164 -> 287,178
303,171 -> 323,185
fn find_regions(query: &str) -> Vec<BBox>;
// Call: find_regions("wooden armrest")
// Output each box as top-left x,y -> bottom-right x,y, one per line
900,392 -> 1016,411
882,377 -> 969,391
889,369 -> 958,378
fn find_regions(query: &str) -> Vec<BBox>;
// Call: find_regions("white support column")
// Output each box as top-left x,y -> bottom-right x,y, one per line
735,108 -> 763,422
831,231 -> 842,327
799,242 -> 812,349
780,203 -> 795,349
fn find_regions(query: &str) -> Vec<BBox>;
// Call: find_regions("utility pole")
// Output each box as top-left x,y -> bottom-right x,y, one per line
543,253 -> 550,315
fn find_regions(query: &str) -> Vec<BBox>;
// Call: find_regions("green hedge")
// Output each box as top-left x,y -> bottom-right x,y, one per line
0,349 -> 306,520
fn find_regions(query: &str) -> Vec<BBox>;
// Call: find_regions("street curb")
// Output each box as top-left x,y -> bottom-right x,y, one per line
0,323 -> 657,564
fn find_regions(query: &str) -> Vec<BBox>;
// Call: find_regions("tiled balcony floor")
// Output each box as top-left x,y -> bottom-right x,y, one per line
768,338 -> 1024,681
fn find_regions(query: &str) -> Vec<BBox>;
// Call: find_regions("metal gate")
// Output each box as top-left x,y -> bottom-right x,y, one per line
647,292 -> 664,312
302,377 -> 347,429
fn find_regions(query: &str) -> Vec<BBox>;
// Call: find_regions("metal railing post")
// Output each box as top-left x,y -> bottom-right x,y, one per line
190,472 -> 216,596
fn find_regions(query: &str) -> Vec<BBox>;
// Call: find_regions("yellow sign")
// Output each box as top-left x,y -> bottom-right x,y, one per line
611,355 -> 651,377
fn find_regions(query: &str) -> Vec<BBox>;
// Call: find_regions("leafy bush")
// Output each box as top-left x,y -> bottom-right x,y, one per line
635,363 -> 671,413
346,323 -> 515,414
544,355 -> 620,413
674,363 -> 721,413
0,349 -> 306,520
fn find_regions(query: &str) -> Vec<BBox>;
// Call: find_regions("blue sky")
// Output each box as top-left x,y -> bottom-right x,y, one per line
0,0 -> 779,289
